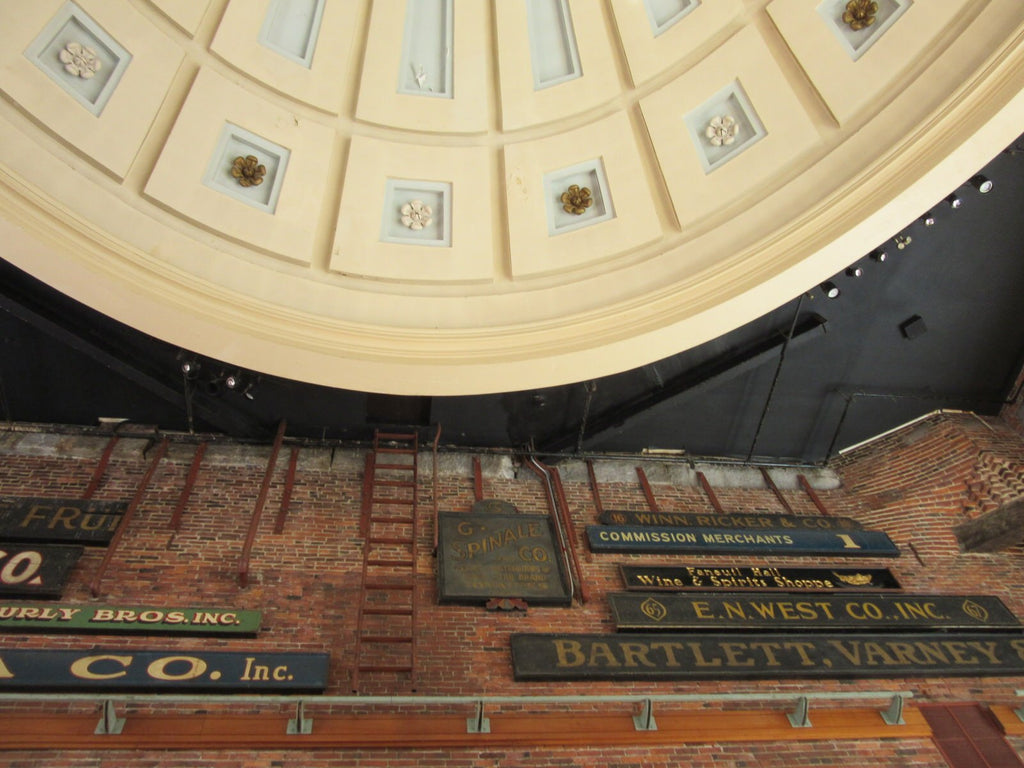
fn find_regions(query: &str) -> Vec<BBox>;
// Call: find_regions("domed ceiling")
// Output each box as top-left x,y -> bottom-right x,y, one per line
1,0 -> 1024,402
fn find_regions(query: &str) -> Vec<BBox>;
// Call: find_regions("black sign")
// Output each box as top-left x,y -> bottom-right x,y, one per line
0,650 -> 329,692
511,632 -> 1024,681
620,565 -> 901,592
0,544 -> 82,598
609,593 -> 1019,631
0,497 -> 126,545
600,510 -> 862,531
587,525 -> 899,557
437,511 -> 570,605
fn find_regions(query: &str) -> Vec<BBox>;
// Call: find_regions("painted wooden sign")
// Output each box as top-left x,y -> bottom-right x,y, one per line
587,525 -> 899,557
0,544 -> 82,598
600,510 -> 863,531
0,650 -> 329,692
619,565 -> 901,592
511,632 -> 1024,681
437,511 -> 570,605
0,604 -> 262,635
0,497 -> 126,545
609,592 -> 1019,631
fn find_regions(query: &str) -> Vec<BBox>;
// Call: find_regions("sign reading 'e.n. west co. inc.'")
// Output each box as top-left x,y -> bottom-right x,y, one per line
587,525 -> 899,557
511,632 -> 1024,681
0,649 -> 329,692
608,592 -> 1020,631
0,497 -> 126,545
0,604 -> 261,636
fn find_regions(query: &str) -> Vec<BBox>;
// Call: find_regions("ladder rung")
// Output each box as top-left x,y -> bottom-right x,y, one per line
368,536 -> 414,545
374,463 -> 415,471
365,582 -> 414,590
366,559 -> 414,567
356,664 -> 413,673
376,431 -> 417,439
374,480 -> 417,487
359,635 -> 413,644
362,607 -> 413,616
376,447 -> 417,455
372,497 -> 415,505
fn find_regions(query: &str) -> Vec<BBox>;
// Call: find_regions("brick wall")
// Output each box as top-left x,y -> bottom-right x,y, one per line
0,416 -> 1023,765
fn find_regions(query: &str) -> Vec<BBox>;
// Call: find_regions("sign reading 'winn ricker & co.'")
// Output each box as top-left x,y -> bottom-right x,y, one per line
587,525 -> 899,557
608,592 -> 1020,631
437,510 -> 570,604
600,510 -> 863,531
511,632 -> 1024,681
0,649 -> 329,692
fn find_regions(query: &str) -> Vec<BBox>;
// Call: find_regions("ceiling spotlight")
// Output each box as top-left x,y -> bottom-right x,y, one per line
869,249 -> 887,263
225,372 -> 243,390
945,193 -> 962,209
820,281 -> 840,299
920,212 -> 935,226
894,235 -> 912,249
845,266 -> 863,278
970,174 -> 993,193
180,360 -> 200,378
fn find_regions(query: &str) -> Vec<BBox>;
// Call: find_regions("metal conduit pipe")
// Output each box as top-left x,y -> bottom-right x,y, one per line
524,455 -> 576,604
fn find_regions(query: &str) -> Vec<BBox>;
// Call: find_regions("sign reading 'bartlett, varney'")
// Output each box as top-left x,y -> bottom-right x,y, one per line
609,592 -> 1019,631
587,525 -> 899,557
511,632 -> 1024,681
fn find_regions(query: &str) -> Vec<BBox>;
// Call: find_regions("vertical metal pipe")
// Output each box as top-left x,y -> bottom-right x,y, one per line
238,421 -> 287,587
431,424 -> 441,554
83,435 -> 119,499
524,457 -> 576,604
696,471 -> 724,514
550,466 -> 588,603
359,451 -> 375,538
760,467 -> 795,514
169,441 -> 206,531
798,474 -> 830,517
90,437 -> 169,597
635,467 -> 659,512
586,459 -> 603,517
274,447 -> 300,534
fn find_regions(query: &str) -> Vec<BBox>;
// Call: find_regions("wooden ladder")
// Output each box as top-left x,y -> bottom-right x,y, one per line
352,429 -> 420,692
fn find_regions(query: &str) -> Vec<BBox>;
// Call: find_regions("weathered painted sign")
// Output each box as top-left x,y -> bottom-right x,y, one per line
600,510 -> 862,531
0,497 -> 126,545
0,544 -> 82,598
511,632 -> 1024,681
619,564 -> 901,592
437,511 -> 570,605
0,604 -> 261,635
609,592 -> 1019,631
0,650 -> 329,692
587,525 -> 899,557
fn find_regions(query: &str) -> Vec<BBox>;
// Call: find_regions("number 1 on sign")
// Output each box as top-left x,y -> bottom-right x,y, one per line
836,534 -> 861,550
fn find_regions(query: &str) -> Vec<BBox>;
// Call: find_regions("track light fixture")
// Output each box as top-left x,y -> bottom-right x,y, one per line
920,212 -> 935,226
820,281 -> 840,299
225,372 -> 243,390
945,193 -> 962,209
180,359 -> 200,379
894,235 -> 912,249
970,174 -> 993,193
869,249 -> 887,263
845,266 -> 863,278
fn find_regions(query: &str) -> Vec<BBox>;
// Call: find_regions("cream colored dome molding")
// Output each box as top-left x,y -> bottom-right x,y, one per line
0,0 -> 1023,396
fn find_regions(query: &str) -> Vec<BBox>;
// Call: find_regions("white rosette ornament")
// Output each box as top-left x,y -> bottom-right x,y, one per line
400,199 -> 433,231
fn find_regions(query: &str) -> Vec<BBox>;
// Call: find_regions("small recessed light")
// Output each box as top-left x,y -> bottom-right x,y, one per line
970,175 -> 993,193
894,235 -> 912,249
821,281 -> 840,299
921,212 -> 935,226
845,266 -> 863,278
869,249 -> 887,263
945,193 -> 962,208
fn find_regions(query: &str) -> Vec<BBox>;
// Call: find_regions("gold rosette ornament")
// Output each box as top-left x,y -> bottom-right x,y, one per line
231,155 -> 266,187
561,184 -> 593,215
843,0 -> 879,31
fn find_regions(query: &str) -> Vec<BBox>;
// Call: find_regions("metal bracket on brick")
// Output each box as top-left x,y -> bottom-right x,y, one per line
632,698 -> 658,731
94,699 -> 125,735
287,699 -> 313,734
466,700 -> 491,734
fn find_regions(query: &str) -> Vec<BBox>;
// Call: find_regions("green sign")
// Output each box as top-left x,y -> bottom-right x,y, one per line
0,604 -> 261,635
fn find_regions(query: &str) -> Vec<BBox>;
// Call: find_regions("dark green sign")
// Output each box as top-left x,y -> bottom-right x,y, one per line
0,497 -> 126,545
609,593 -> 1019,631
437,512 -> 570,604
587,525 -> 899,557
511,632 -> 1024,681
0,544 -> 82,598
0,649 -> 329,692
620,564 -> 901,592
600,510 -> 862,531
0,604 -> 261,635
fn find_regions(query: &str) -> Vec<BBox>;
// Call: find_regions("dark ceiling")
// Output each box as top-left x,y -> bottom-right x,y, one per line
1,136 -> 1023,465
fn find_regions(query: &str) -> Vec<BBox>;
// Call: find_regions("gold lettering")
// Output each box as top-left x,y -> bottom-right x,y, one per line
649,641 -> 686,667
147,655 -> 207,681
554,640 -> 585,668
692,601 -> 713,619
587,643 -> 621,668
686,642 -> 722,667
721,642 -> 755,667
51,506 -> 81,530
620,643 -> 656,668
784,642 -> 818,666
748,642 -> 783,666
941,642 -> 978,665
0,654 -> 13,678
70,654 -> 131,680
19,505 -> 51,527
